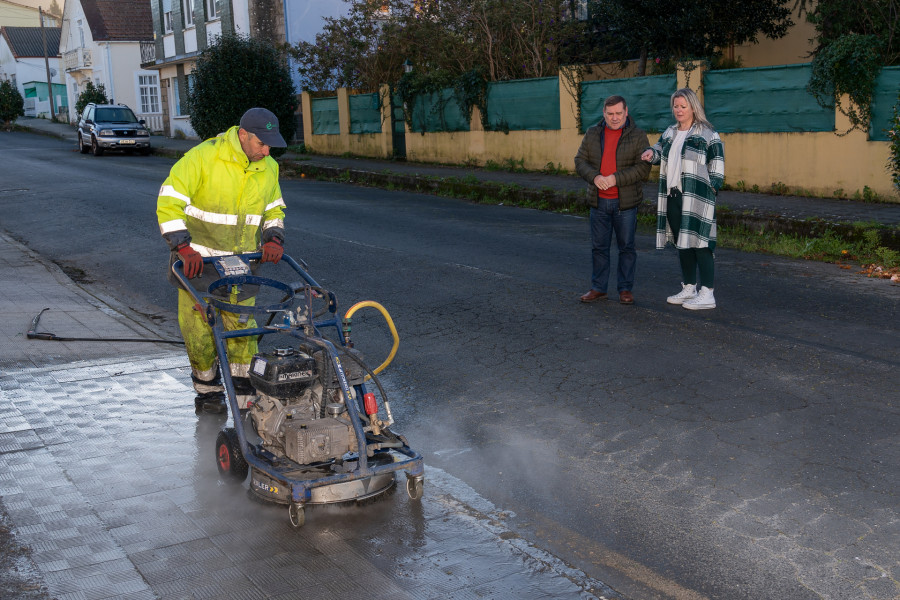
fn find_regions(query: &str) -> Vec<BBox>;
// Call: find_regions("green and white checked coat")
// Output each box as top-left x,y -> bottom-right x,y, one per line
646,123 -> 725,250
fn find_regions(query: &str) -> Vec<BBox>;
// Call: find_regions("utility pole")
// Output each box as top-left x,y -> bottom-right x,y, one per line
40,6 -> 56,121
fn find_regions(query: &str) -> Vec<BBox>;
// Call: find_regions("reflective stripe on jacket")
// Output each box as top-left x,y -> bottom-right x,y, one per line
156,125 -> 285,255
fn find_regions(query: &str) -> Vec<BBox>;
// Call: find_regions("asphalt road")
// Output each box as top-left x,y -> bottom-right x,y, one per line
2,131 -> 898,600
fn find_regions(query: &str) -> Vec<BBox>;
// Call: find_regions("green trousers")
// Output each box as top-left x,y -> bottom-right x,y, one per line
666,191 -> 715,289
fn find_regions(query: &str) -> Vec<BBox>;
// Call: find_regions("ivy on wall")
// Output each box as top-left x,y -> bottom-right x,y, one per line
808,33 -> 885,135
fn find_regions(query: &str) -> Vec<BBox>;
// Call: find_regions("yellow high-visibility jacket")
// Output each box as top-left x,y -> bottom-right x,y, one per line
156,125 -> 286,258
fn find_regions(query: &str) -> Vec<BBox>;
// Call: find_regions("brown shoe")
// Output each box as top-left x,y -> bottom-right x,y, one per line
580,290 -> 608,303
619,290 -> 634,304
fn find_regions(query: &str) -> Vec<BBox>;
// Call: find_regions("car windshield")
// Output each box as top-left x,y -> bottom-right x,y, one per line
94,108 -> 138,123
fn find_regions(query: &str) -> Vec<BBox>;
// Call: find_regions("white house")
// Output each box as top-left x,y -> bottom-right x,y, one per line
141,0 -> 347,139
0,0 -> 60,28
0,25 -> 65,118
59,0 -> 163,131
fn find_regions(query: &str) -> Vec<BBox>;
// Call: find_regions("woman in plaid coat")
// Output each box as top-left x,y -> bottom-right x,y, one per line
641,88 -> 725,310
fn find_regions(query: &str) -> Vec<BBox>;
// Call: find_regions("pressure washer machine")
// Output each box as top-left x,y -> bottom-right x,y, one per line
174,252 -> 424,527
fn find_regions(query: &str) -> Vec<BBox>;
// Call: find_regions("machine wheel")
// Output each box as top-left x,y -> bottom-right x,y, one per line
78,133 -> 89,153
288,503 -> 305,528
406,476 -> 424,500
215,428 -> 248,482
91,136 -> 104,156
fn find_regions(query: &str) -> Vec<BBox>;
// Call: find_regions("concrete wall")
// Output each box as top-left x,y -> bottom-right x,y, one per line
732,6 -> 817,68
302,65 -> 896,201
301,86 -> 393,156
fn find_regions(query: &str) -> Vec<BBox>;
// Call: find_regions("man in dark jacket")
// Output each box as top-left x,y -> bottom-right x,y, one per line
575,95 -> 651,304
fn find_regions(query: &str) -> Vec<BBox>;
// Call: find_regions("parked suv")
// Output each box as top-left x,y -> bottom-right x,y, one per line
77,103 -> 151,156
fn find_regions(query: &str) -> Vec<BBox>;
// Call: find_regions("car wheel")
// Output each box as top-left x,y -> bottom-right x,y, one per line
91,136 -> 104,156
78,133 -> 89,154
139,148 -> 151,156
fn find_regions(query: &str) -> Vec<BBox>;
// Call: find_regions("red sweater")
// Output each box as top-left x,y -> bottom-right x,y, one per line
598,127 -> 622,199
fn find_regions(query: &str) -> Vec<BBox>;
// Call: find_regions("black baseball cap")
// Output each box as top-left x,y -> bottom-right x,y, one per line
239,107 -> 287,148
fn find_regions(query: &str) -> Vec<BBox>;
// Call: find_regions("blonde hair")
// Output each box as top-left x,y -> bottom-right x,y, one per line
671,88 -> 713,130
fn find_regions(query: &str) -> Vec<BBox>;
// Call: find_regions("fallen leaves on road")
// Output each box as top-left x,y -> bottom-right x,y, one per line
858,263 -> 900,281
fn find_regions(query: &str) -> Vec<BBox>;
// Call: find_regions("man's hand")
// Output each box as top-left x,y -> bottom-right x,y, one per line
593,174 -> 616,191
261,239 -> 284,264
176,243 -> 203,278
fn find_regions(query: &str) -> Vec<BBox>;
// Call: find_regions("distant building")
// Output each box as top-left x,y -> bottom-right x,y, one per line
0,0 -> 59,28
141,0 -> 347,139
0,25 -> 66,118
59,0 -> 159,129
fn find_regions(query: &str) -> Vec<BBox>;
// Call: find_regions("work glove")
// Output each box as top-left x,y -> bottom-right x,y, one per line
176,242 -> 203,278
261,238 -> 284,264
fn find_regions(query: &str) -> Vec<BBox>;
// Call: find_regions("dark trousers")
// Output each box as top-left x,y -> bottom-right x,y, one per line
666,190 -> 715,288
590,197 -> 637,293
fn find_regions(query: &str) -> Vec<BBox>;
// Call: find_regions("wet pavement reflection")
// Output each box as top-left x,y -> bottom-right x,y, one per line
0,354 -> 614,599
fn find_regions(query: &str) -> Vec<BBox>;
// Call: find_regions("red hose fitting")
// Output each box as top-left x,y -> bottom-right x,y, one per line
364,392 -> 378,416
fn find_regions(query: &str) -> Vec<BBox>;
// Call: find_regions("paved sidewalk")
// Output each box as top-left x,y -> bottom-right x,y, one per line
17,116 -> 900,230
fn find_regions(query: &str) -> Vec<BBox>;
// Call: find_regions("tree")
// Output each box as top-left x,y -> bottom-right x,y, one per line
588,0 -> 793,75
74,81 -> 108,116
188,34 -> 297,146
806,0 -> 899,133
291,0 -> 608,92
48,0 -> 62,19
0,80 -> 25,131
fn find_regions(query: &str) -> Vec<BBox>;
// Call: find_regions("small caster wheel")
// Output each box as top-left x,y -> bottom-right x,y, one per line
406,476 -> 424,500
288,503 -> 305,528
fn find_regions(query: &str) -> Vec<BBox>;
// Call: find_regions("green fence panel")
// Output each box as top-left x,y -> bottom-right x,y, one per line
870,66 -> 900,141
311,96 -> 339,135
703,64 -> 834,133
581,74 -> 675,133
410,88 -> 470,133
349,93 -> 382,134
486,77 -> 560,131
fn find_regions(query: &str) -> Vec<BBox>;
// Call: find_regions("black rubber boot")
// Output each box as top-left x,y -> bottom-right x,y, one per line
194,391 -> 227,415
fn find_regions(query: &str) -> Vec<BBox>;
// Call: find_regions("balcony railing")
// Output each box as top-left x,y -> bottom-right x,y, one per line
140,41 -> 156,67
63,48 -> 92,71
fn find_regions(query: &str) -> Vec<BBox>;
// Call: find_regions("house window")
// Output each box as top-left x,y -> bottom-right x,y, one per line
138,75 -> 160,113
206,0 -> 217,19
173,74 -> 195,116
163,0 -> 173,32
183,0 -> 194,27
173,77 -> 183,115
77,19 -> 84,47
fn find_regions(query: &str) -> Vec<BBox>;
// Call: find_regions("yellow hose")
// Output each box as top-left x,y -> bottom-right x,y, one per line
344,301 -> 399,377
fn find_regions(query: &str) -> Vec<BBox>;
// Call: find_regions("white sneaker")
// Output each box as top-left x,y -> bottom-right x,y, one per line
683,286 -> 716,310
667,283 -> 697,305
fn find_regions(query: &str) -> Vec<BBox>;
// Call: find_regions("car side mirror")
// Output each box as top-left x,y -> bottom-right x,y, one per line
139,119 -> 146,125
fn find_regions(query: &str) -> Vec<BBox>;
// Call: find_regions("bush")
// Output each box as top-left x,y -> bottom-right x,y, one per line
0,80 -> 24,130
187,34 -> 297,147
888,91 -> 900,195
73,81 -> 108,117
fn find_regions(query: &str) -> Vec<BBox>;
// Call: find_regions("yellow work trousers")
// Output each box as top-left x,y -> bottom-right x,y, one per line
177,288 -> 258,388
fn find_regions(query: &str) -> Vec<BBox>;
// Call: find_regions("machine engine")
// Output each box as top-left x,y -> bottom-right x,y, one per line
248,345 -> 367,465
